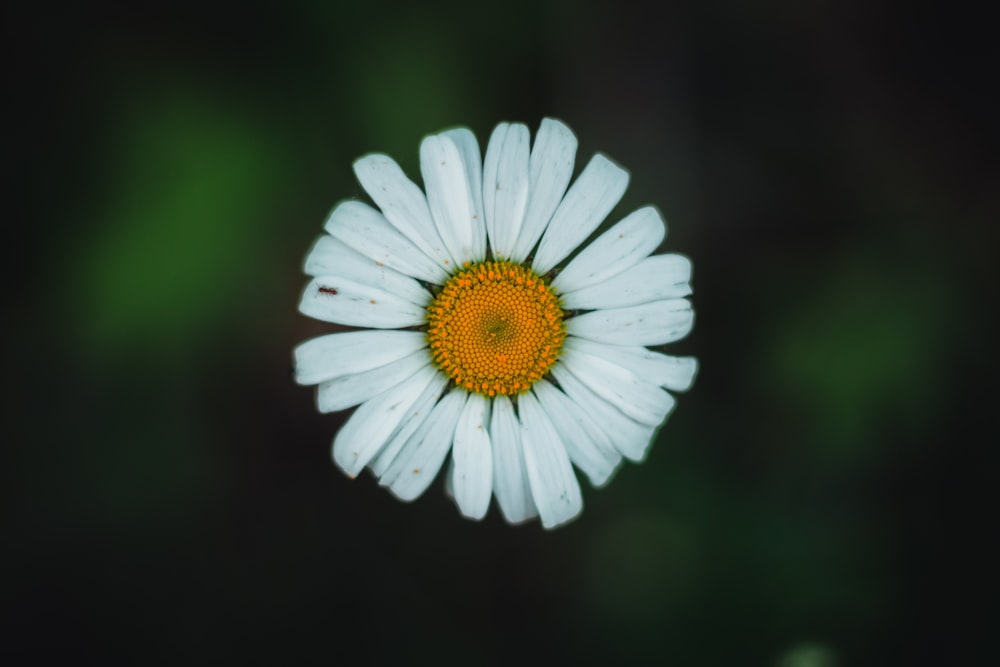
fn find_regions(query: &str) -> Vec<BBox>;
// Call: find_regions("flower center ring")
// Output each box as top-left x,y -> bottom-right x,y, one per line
426,260 -> 565,397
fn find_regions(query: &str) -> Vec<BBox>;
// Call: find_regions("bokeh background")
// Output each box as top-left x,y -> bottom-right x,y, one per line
6,0 -> 996,664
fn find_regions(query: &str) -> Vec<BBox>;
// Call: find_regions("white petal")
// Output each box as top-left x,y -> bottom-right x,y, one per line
552,206 -> 665,293
441,128 -> 487,261
316,349 -> 430,413
451,393 -> 493,520
370,372 -> 449,478
559,347 -> 676,427
325,200 -> 449,284
510,118 -> 577,263
560,254 -> 692,310
480,126 -> 503,255
518,392 -> 583,530
384,390 -> 466,501
532,154 -> 630,275
551,364 -> 656,462
482,123 -> 530,258
532,379 -> 622,488
564,337 -> 698,392
304,235 -> 432,306
294,330 -> 427,386
332,365 -> 438,478
565,299 -> 694,346
377,382 -> 456,487
299,277 -> 426,329
490,395 -> 537,524
421,134 -> 477,265
353,154 -> 456,270
443,457 -> 455,500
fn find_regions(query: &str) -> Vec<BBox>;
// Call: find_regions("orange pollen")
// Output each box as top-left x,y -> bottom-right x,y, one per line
426,261 -> 566,396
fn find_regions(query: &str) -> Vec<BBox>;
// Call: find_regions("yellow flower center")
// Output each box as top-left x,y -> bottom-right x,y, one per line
426,261 -> 566,397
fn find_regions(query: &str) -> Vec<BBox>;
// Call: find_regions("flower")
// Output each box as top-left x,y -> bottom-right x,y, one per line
294,118 -> 696,529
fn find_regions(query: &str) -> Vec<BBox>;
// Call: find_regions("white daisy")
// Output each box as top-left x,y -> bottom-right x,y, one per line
294,118 -> 696,529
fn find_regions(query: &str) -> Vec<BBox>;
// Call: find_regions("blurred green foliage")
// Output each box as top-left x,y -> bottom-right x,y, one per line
7,0 -> 994,665
767,249 -> 952,466
80,90 -> 291,355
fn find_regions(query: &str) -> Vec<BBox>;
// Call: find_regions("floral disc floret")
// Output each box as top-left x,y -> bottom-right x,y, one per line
426,260 -> 566,396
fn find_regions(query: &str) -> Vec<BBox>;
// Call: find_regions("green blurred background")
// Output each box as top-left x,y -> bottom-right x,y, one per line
6,0 -> 995,664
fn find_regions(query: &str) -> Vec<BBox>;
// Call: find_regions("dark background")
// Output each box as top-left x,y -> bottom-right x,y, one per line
6,1 -> 996,665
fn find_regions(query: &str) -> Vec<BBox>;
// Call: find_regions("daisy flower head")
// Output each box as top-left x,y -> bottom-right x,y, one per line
295,119 -> 696,529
